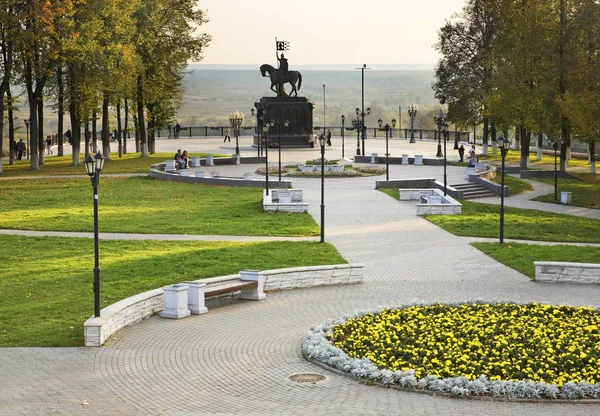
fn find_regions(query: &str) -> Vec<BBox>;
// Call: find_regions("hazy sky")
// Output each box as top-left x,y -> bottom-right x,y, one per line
197,0 -> 467,66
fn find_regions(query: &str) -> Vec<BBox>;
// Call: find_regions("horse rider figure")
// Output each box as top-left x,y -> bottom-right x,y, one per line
277,52 -> 289,96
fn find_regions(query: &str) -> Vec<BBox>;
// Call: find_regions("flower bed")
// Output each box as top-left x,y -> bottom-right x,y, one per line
255,165 -> 385,178
302,301 -> 600,399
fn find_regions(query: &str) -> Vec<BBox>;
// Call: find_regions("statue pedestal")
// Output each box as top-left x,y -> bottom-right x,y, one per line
253,97 -> 314,147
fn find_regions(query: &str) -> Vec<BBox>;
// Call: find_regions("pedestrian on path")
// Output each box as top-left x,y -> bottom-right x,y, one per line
175,122 -> 181,139
16,139 -> 26,160
46,136 -> 53,154
327,129 -> 332,146
458,144 -> 465,162
224,127 -> 231,142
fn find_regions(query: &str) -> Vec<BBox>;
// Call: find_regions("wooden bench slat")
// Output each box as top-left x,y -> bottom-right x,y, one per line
204,280 -> 257,298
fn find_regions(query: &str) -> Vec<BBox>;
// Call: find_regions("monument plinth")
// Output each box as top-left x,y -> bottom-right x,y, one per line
254,97 -> 314,147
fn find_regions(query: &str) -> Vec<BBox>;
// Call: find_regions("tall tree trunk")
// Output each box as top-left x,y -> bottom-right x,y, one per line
137,75 -> 147,156
513,126 -> 520,150
559,0 -> 569,173
37,98 -> 44,165
69,100 -> 81,166
536,131 -> 543,161
146,103 -> 155,154
92,110 -> 97,154
133,113 -> 140,153
85,121 -> 91,157
490,122 -> 497,154
482,116 -> 489,155
101,92 -> 110,159
519,124 -> 530,170
57,64 -> 64,156
123,97 -> 128,154
0,88 -> 5,173
116,100 -> 123,158
7,90 -> 15,166
589,141 -> 596,174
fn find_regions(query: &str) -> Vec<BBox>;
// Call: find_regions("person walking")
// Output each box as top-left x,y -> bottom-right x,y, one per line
224,127 -> 231,142
326,129 -> 332,146
175,122 -> 181,139
46,136 -> 53,154
64,129 -> 72,145
16,139 -> 26,160
458,144 -> 465,162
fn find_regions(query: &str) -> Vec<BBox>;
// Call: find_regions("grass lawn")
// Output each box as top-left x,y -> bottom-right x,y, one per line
0,152 -> 225,177
478,149 -> 592,168
490,174 -> 533,195
0,177 -> 319,236
472,242 -> 600,280
425,201 -> 600,243
379,188 -> 399,200
0,234 -> 346,347
532,173 -> 600,209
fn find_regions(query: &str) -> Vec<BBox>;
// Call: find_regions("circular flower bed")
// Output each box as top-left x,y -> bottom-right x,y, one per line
255,165 -> 385,177
302,302 -> 600,399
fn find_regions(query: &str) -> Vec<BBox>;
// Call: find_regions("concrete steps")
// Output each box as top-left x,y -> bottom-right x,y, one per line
451,183 -> 497,200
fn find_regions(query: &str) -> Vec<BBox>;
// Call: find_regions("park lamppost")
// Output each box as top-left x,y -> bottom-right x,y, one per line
263,122 -> 272,195
24,118 -> 30,160
341,114 -> 345,159
499,137 -> 511,244
351,114 -> 362,156
378,119 -> 391,181
276,119 -> 289,181
251,108 -> 262,157
553,138 -> 563,201
433,109 -> 446,158
229,109 -> 244,155
319,133 -> 326,243
355,106 -> 371,156
83,151 -> 105,317
408,103 -> 417,143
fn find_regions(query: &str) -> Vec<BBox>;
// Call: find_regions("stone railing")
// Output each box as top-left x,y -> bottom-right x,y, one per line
84,263 -> 364,347
535,261 -> 600,284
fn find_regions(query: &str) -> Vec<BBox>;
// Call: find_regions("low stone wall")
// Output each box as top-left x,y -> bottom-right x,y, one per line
415,189 -> 462,216
84,264 -> 363,347
263,190 -> 308,212
378,178 -> 462,200
520,170 -> 579,180
272,189 -> 303,202
535,261 -> 600,284
470,175 -> 508,197
355,155 -> 443,166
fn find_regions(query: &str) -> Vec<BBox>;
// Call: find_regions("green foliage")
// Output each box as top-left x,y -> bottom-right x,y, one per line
0,177 -> 319,236
472,242 -> 600,280
424,201 -> 600,243
0,235 -> 345,347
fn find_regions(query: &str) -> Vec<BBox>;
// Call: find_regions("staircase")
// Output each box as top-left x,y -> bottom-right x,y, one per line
451,183 -> 497,200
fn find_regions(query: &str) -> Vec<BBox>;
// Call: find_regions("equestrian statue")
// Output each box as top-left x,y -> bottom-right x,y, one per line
260,52 -> 302,97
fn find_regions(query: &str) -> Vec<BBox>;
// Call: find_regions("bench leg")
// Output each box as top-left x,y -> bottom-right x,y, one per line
238,271 -> 266,301
184,282 -> 208,314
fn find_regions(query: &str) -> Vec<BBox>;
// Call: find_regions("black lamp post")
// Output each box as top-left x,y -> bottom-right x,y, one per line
229,109 -> 244,156
378,119 -> 391,181
443,122 -> 448,195
341,115 -> 345,159
433,109 -> 446,158
276,119 -> 289,181
553,139 -> 562,201
263,122 -> 271,195
499,137 -> 511,244
24,119 -> 30,160
408,103 -> 417,143
353,108 -> 361,156
84,151 -> 105,317
356,64 -> 370,156
319,133 -> 326,243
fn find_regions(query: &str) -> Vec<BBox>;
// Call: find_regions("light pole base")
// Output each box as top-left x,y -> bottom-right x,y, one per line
356,148 -> 361,156
436,145 -> 443,158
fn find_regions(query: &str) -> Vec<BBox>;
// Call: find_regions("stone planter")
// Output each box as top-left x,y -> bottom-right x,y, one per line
298,164 -> 315,172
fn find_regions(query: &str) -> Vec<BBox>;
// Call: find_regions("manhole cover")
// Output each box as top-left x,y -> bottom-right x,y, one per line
288,373 -> 326,383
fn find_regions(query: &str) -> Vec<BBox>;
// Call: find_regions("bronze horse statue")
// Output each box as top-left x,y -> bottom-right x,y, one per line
260,64 -> 302,97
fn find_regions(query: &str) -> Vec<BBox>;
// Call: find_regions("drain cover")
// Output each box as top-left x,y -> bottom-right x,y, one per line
288,373 -> 326,383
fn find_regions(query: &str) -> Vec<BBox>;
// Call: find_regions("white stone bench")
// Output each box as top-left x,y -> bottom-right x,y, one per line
205,155 -> 215,166
165,160 -> 177,171
276,190 -> 292,203
179,169 -> 192,177
209,171 -> 219,178
190,156 -> 201,167
414,154 -> 423,165
535,262 -> 600,284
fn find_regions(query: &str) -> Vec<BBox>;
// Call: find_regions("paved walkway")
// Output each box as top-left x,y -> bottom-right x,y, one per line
2,146 -> 600,415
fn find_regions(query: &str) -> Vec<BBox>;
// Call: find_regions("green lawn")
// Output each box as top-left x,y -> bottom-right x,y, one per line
425,201 -> 600,243
532,173 -> 600,209
490,174 -> 533,195
0,234 -> 346,347
0,177 -> 319,236
0,152 -> 225,176
472,242 -> 600,280
478,149 -> 592,168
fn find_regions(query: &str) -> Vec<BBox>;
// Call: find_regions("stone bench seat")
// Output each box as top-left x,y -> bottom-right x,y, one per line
204,279 -> 258,298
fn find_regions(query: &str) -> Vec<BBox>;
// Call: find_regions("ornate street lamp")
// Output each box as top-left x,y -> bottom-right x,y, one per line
341,114 -> 345,159
352,112 -> 362,156
228,109 -> 244,155
553,138 -> 563,201
433,109 -> 446,158
408,103 -> 418,143
263,122 -> 272,195
356,64 -> 370,156
84,151 -> 105,317
24,119 -> 30,160
319,133 -> 326,243
499,137 -> 511,244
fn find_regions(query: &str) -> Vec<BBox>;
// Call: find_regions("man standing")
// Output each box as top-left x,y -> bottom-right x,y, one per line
16,139 -> 26,160
326,129 -> 332,146
175,122 -> 181,139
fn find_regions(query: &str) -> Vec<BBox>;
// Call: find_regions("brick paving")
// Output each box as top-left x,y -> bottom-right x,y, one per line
1,145 -> 600,415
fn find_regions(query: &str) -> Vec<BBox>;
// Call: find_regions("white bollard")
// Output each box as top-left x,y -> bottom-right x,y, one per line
205,155 -> 214,166
190,156 -> 201,167
371,153 -> 378,164
401,154 -> 409,165
414,155 -> 423,165
160,284 -> 191,319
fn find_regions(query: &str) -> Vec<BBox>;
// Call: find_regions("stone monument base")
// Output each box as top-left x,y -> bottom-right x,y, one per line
253,97 -> 314,147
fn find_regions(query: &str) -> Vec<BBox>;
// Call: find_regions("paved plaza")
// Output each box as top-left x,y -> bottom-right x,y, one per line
2,137 -> 600,415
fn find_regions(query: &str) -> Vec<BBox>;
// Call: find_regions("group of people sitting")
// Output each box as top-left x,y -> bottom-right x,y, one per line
174,149 -> 189,169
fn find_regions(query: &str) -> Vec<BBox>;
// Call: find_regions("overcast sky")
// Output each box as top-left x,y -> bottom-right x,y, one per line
196,0 -> 467,66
